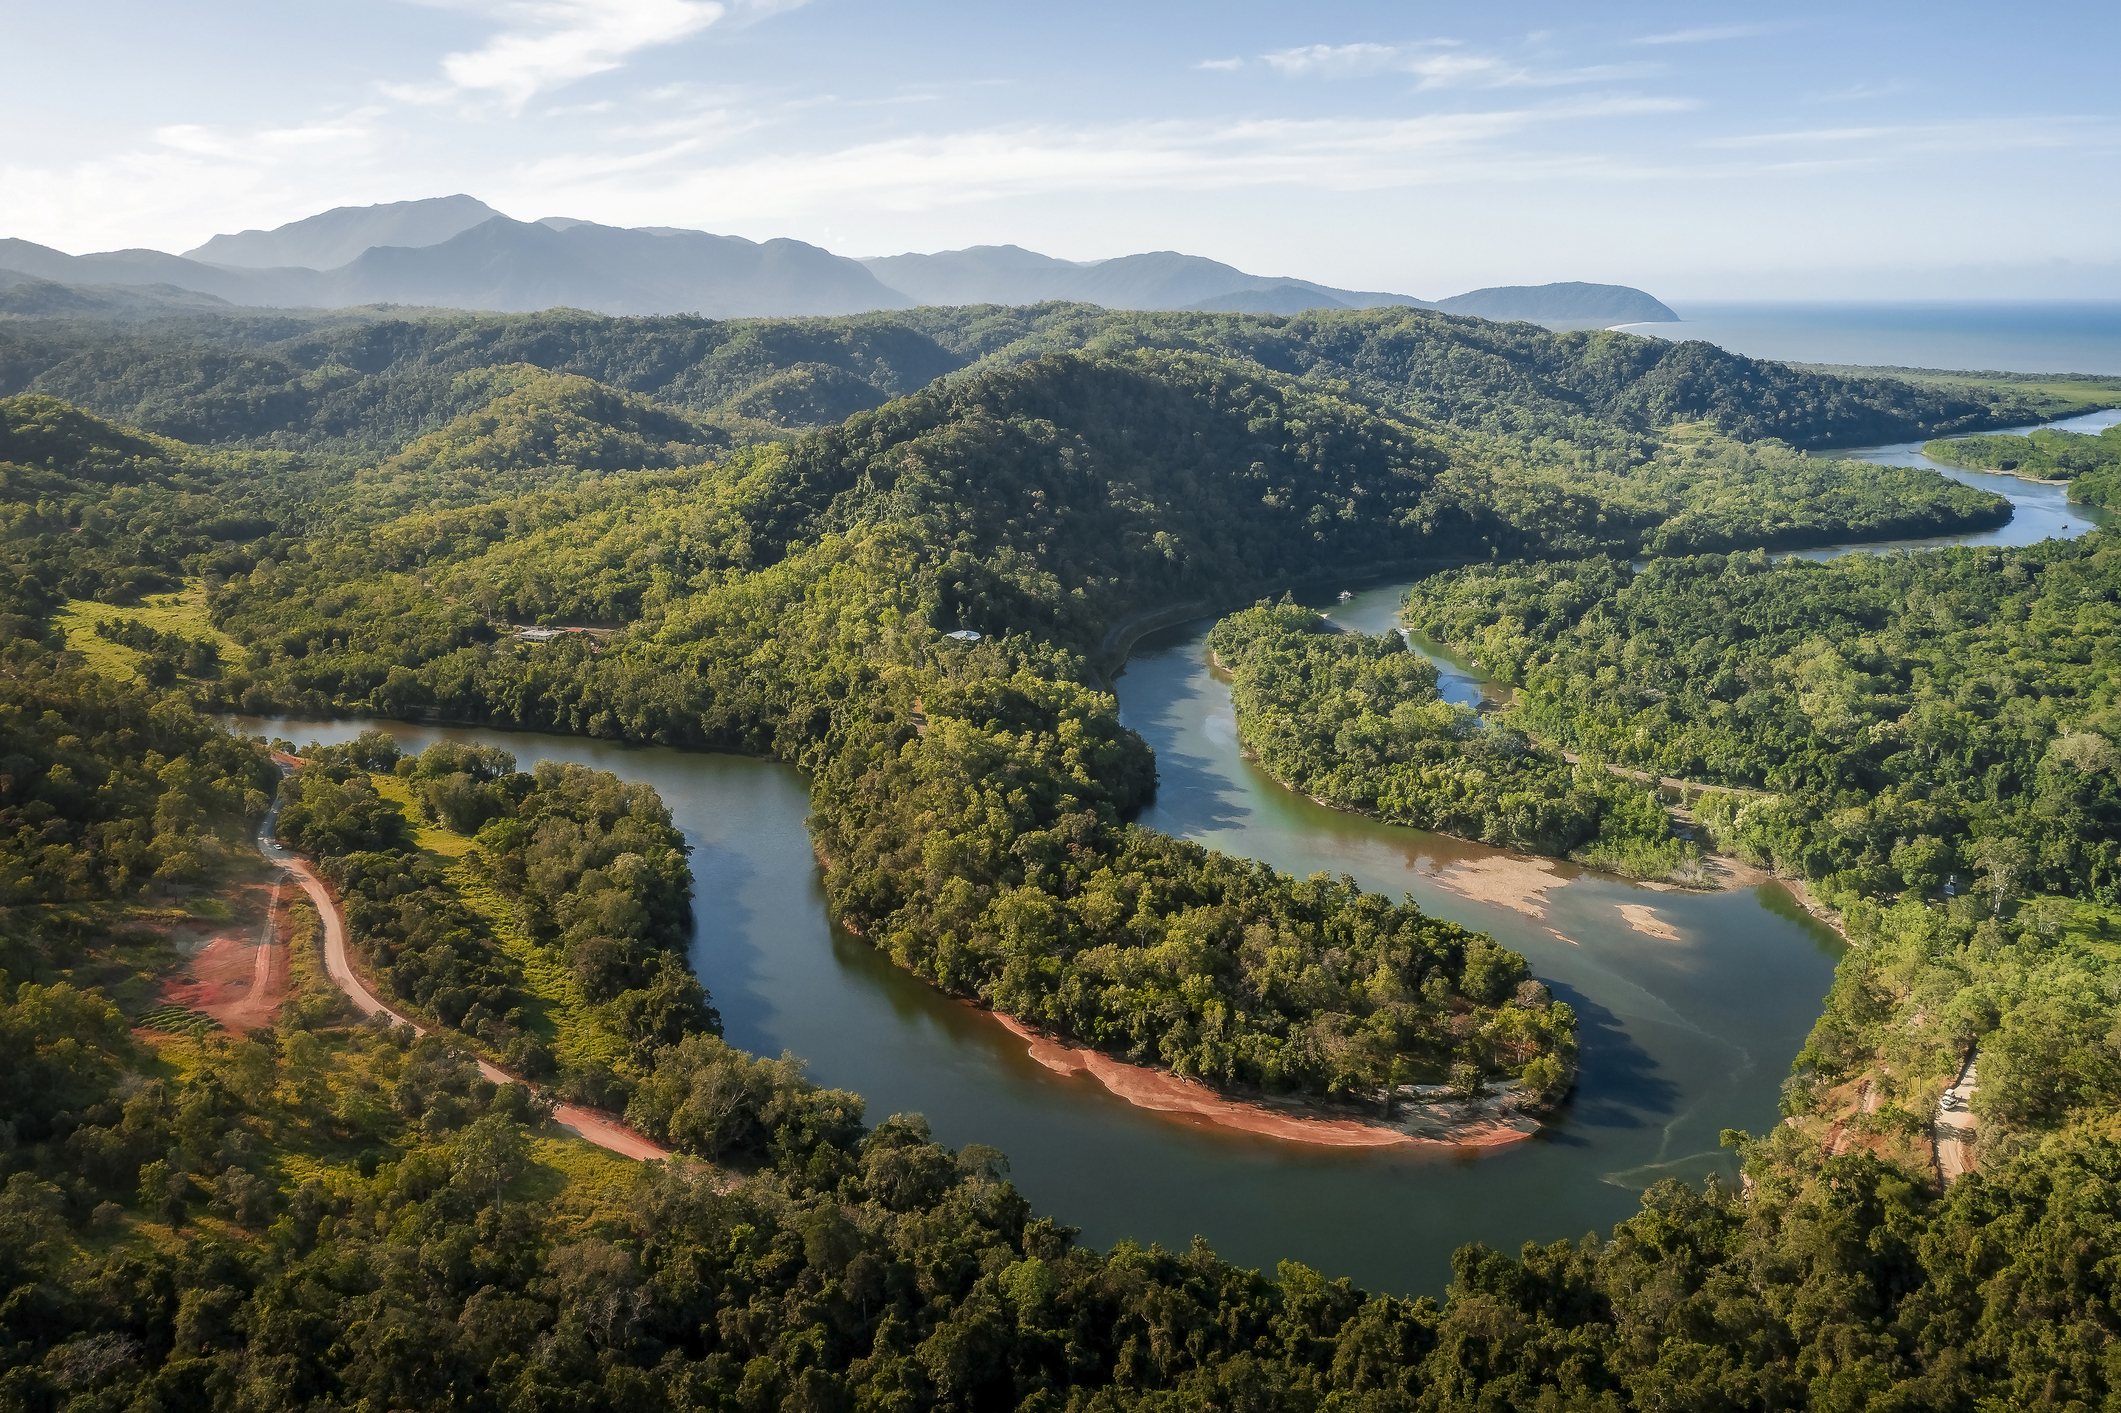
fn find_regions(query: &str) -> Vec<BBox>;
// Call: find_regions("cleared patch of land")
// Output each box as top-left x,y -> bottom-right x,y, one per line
369,772 -> 626,1073
50,578 -> 238,682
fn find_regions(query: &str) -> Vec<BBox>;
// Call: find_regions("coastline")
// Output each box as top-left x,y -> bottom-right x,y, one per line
985,1012 -> 1542,1151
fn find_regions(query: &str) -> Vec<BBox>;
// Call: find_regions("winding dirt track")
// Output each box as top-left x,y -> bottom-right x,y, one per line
1935,1053 -> 1979,1183
258,767 -> 670,1162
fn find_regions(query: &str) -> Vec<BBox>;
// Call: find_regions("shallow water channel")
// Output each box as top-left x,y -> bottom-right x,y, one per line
229,409 -> 2117,1293
1796,405 -> 2121,559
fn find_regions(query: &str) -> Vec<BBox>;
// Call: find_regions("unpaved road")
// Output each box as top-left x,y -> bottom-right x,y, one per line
247,882 -> 282,1005
1935,1053 -> 1979,1183
258,768 -> 671,1162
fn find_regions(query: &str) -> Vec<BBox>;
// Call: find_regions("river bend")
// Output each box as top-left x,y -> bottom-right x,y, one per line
230,409 -> 2118,1292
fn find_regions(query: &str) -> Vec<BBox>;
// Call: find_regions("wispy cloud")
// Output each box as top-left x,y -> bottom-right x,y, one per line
1194,57 -> 1244,72
500,97 -> 1697,219
1703,126 -> 1890,149
1635,24 -> 1769,45
1257,40 -> 1654,88
1261,42 -> 1412,79
389,0 -> 808,110
154,116 -> 381,161
1699,117 -> 2119,155
4,113 -> 403,254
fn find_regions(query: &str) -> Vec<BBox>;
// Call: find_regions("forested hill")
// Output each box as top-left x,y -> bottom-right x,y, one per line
0,302 -> 2038,455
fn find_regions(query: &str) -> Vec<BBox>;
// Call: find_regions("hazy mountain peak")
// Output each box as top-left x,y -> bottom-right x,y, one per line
183,195 -> 503,271
1433,282 -> 1678,324
13,200 -> 1672,327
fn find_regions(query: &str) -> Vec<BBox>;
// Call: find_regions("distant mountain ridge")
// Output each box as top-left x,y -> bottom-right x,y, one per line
182,196 -> 503,270
3,195 -> 1673,325
858,244 -> 1431,314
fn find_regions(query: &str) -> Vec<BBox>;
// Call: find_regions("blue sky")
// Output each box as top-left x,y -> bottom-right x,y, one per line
7,0 -> 2118,298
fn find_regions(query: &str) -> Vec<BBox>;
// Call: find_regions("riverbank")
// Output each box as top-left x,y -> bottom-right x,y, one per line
986,1012 -> 1542,1151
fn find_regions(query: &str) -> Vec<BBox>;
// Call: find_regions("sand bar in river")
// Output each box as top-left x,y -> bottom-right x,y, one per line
1616,904 -> 1681,940
1428,854 -> 1574,919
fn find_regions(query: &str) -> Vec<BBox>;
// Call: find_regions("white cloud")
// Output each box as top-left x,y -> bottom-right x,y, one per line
1635,24 -> 1768,45
1262,42 -> 1410,79
395,0 -> 808,110
1194,57 -> 1245,71
3,115 -> 403,254
1700,117 -> 2118,155
154,117 -> 380,161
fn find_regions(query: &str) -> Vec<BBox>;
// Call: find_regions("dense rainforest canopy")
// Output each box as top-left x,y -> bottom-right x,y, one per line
1206,603 -> 1697,880
1405,535 -> 2121,909
2,302 -> 2118,1411
0,301 -> 2044,455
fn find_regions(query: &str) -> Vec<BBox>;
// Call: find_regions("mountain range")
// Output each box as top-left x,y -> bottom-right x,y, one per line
0,195 -> 1677,325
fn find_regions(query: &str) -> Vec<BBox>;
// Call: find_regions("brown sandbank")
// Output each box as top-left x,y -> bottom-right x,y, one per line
1429,854 -> 1573,919
1615,904 -> 1681,941
988,1013 -> 1539,1151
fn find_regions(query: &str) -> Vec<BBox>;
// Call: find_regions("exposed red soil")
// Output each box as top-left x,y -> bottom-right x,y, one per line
988,1013 -> 1537,1151
150,877 -> 288,1033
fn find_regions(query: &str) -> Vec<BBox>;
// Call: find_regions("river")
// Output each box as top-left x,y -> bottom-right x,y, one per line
1785,405 -> 2121,560
230,410 -> 2116,1294
237,613 -> 1846,1296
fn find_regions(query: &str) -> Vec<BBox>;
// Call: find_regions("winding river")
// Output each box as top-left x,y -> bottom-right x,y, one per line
231,405 -> 2119,1294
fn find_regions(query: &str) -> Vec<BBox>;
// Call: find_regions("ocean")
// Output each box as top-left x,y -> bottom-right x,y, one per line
1610,301 -> 2121,377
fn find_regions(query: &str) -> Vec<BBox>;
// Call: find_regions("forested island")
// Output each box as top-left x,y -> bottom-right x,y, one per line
3,301 -> 2119,1409
1205,603 -> 1698,880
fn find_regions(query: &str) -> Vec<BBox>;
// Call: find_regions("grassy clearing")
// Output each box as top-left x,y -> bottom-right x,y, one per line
1662,419 -> 1720,445
2050,895 -> 2121,961
1797,367 -> 2121,419
49,577 -> 240,682
366,771 -> 625,1073
522,1135 -> 645,1230
371,773 -> 476,859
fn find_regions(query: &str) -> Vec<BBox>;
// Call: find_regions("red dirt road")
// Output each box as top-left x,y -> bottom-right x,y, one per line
259,768 -> 670,1163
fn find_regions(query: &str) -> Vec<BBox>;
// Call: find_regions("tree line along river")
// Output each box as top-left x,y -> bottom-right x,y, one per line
231,409 -> 2118,1295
